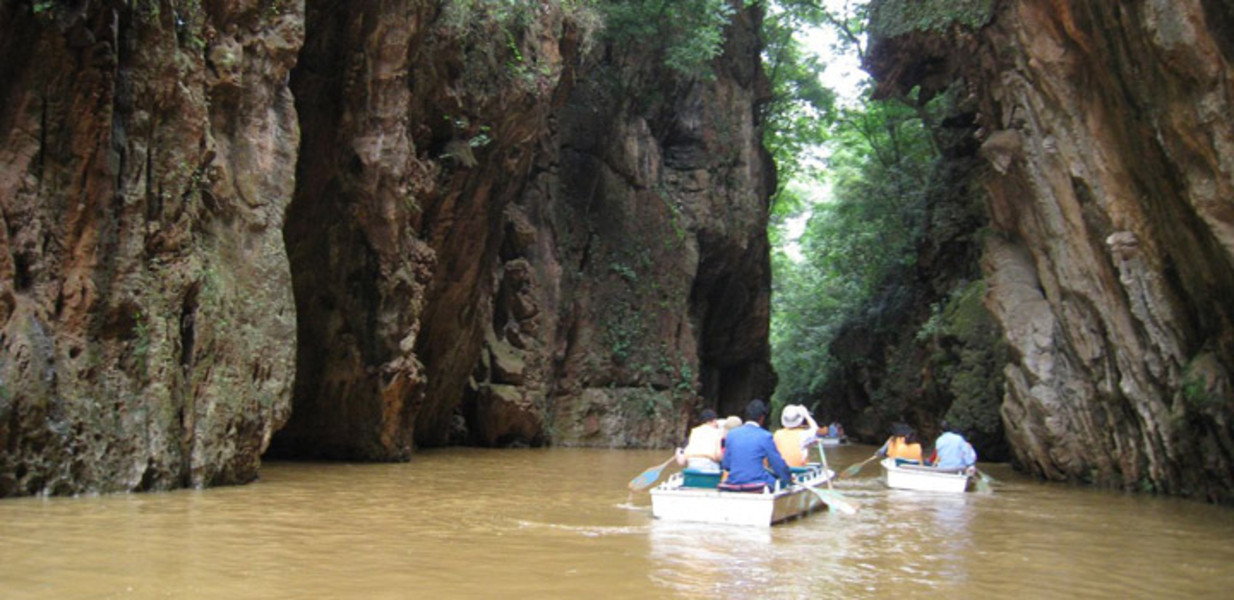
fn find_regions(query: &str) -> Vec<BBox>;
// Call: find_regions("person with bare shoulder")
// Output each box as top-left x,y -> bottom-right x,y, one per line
675,409 -> 725,473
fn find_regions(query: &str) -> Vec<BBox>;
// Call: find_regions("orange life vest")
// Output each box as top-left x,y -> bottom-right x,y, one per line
886,436 -> 924,463
773,428 -> 810,467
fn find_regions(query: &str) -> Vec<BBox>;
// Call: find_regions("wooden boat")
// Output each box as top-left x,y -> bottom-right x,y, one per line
649,465 -> 837,526
880,458 -> 971,493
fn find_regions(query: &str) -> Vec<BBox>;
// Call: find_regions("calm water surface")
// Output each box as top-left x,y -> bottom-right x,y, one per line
2,446 -> 1232,599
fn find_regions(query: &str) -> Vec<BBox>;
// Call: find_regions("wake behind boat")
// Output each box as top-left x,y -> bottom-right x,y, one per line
881,458 -> 972,493
649,465 -> 837,526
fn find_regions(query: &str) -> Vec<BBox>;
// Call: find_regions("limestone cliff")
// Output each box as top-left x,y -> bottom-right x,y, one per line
271,0 -> 774,457
0,0 -> 774,495
0,0 -> 300,495
867,0 -> 1234,502
491,5 -> 776,449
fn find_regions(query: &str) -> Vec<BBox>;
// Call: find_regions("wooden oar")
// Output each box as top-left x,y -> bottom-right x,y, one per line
628,455 -> 676,491
810,441 -> 858,514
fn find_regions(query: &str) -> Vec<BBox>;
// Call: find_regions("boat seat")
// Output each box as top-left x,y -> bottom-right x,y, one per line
682,469 -> 722,488
894,458 -> 922,467
717,482 -> 768,493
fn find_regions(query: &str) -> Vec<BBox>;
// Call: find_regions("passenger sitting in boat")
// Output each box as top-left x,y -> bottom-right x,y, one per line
877,423 -> 924,464
931,421 -> 977,471
820,421 -> 845,438
719,399 -> 794,492
773,404 -> 820,467
675,409 -> 725,473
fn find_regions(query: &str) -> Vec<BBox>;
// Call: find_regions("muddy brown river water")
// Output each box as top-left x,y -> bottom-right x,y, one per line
2,445 -> 1232,599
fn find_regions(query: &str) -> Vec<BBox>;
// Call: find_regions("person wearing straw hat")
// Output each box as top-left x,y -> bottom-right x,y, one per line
773,404 -> 821,467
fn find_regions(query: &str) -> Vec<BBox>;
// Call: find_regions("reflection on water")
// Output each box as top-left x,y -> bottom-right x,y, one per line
2,446 -> 1233,599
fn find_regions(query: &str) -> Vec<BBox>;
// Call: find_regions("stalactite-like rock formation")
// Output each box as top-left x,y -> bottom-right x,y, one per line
867,0 -> 1234,502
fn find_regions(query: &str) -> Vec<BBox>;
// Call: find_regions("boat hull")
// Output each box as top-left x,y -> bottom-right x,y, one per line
881,458 -> 971,493
650,468 -> 835,526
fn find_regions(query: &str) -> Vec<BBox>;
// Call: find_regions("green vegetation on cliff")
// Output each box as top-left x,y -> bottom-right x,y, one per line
763,0 -> 1006,453
770,90 -> 937,409
867,0 -> 995,37
602,0 -> 738,77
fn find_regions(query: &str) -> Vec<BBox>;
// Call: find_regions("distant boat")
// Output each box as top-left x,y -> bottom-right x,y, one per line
881,458 -> 971,493
650,466 -> 838,526
819,436 -> 849,447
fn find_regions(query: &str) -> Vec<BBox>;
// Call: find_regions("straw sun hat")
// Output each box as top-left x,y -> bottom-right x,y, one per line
780,404 -> 806,428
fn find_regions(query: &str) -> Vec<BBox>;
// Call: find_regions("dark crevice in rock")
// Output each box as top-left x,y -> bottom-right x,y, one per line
1200,0 -> 1234,64
179,283 -> 197,369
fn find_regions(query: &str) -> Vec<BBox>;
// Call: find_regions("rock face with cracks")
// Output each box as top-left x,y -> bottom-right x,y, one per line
0,1 -> 301,495
867,0 -> 1234,502
273,0 -> 775,457
0,1 -> 774,495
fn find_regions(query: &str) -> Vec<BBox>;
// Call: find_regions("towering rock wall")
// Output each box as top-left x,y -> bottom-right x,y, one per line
0,0 -> 301,495
0,0 -> 774,495
868,0 -> 1234,501
274,0 -> 774,456
491,6 -> 776,449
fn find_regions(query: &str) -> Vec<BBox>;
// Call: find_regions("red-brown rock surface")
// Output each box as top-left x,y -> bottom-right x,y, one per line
0,1 -> 301,495
273,0 -> 775,457
1,1 -> 774,495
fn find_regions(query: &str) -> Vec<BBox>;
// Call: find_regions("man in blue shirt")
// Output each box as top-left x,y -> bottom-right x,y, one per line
720,399 -> 793,491
932,420 -> 978,471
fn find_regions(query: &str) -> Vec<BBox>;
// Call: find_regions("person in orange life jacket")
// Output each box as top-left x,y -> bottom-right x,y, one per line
930,420 -> 977,472
773,404 -> 820,467
877,422 -> 924,464
675,409 -> 726,473
720,399 -> 793,491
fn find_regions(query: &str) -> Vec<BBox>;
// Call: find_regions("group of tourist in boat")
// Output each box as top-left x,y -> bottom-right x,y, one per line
877,420 -> 978,472
673,399 -> 814,492
674,399 -> 978,494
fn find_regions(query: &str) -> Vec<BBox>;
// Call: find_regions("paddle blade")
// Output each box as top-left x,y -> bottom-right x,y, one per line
809,487 -> 858,515
974,468 -> 995,493
628,456 -> 675,491
628,466 -> 665,491
840,454 -> 877,479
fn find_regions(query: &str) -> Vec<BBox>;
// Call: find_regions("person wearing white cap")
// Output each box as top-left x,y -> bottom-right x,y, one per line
773,404 -> 821,467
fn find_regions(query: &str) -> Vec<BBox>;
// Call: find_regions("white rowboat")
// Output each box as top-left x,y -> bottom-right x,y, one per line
819,436 -> 849,447
881,458 -> 971,493
650,466 -> 837,526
